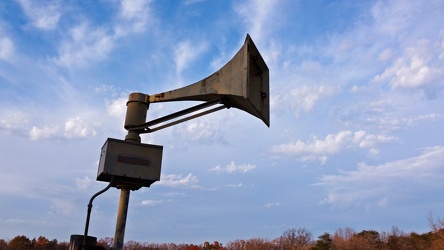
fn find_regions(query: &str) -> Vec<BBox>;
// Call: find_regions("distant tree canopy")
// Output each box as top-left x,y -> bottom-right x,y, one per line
3,214 -> 444,250
8,235 -> 32,250
4,235 -> 65,250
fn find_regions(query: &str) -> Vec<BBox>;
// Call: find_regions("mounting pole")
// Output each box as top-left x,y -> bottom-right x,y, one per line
113,93 -> 149,250
113,187 -> 131,250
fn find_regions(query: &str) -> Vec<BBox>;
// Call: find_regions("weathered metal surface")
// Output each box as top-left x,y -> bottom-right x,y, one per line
148,34 -> 270,127
124,93 -> 149,131
97,138 -> 163,189
68,235 -> 96,250
113,188 -> 131,250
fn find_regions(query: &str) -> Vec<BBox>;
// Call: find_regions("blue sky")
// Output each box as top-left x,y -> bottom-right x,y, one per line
1,0 -> 444,245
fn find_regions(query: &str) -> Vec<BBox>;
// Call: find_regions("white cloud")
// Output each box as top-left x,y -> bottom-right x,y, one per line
370,1 -> 419,36
29,124 -> 60,141
169,110 -> 235,143
234,0 -> 279,42
331,89 -> 441,132
0,110 -> 29,132
75,176 -> 92,190
316,146 -> 444,208
2,0 -> 444,241
158,173 -> 200,188
0,37 -> 15,61
265,202 -> 280,208
95,85 -> 119,96
52,0 -> 155,68
374,38 -> 444,97
270,130 -> 396,163
115,0 -> 152,36
64,116 -> 97,138
291,85 -> 336,116
119,0 -> 150,20
57,22 -> 115,68
378,48 -> 393,62
225,183 -> 243,188
209,161 -> 256,174
49,197 -> 77,215
29,116 -> 97,140
179,119 -> 223,142
304,0 -> 444,103
17,0 -> 61,30
403,114 -> 440,126
183,121 -> 214,140
106,97 -> 128,119
141,199 -> 168,207
174,40 -> 208,75
365,1 -> 444,99
269,55 -> 341,118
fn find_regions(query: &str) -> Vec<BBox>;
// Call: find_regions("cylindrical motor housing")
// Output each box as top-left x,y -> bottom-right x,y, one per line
124,92 -> 149,130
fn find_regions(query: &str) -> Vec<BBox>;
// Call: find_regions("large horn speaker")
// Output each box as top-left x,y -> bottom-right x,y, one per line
149,34 -> 269,127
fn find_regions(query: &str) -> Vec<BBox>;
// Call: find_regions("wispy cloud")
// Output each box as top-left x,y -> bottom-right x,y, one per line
316,146 -> 444,208
181,121 -> 215,141
49,197 -> 78,215
1,0 -> 444,242
29,124 -> 60,141
167,109 -> 237,144
174,40 -> 209,75
373,37 -> 444,99
0,109 -> 29,133
54,0 -> 154,68
56,22 -> 115,68
209,161 -> 256,174
29,116 -> 98,141
370,1 -> 421,36
174,117 -> 224,142
234,0 -> 279,42
75,176 -> 92,190
115,0 -> 153,36
290,85 -> 336,117
0,36 -> 15,62
64,116 -> 97,138
271,130 -> 396,163
265,202 -> 280,208
325,0 -> 444,99
106,97 -> 128,119
140,199 -> 172,207
0,22 -> 16,63
17,0 -> 61,30
158,173 -> 200,188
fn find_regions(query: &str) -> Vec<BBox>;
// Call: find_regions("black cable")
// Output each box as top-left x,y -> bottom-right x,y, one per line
82,177 -> 114,249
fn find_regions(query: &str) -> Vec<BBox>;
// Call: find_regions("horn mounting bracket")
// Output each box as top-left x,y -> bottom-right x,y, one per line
125,98 -> 227,134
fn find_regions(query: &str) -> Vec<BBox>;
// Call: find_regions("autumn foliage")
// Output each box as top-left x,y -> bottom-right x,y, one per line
1,214 -> 444,250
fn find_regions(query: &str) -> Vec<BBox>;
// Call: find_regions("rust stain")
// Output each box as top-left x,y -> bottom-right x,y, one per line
154,93 -> 165,99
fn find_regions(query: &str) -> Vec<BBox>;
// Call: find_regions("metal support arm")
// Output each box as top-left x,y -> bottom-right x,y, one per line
125,98 -> 227,133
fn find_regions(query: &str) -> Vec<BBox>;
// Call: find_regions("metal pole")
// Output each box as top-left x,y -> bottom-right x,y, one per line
112,93 -> 147,249
113,187 -> 131,250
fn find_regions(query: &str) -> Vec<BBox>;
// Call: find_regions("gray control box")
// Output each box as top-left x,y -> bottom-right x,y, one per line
97,138 -> 163,189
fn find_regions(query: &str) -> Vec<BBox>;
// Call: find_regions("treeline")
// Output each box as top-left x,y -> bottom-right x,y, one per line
94,226 -> 444,250
0,236 -> 67,250
2,228 -> 443,250
1,215 -> 443,250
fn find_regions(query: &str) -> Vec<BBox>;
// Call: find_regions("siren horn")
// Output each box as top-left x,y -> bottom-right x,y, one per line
124,34 -> 269,133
